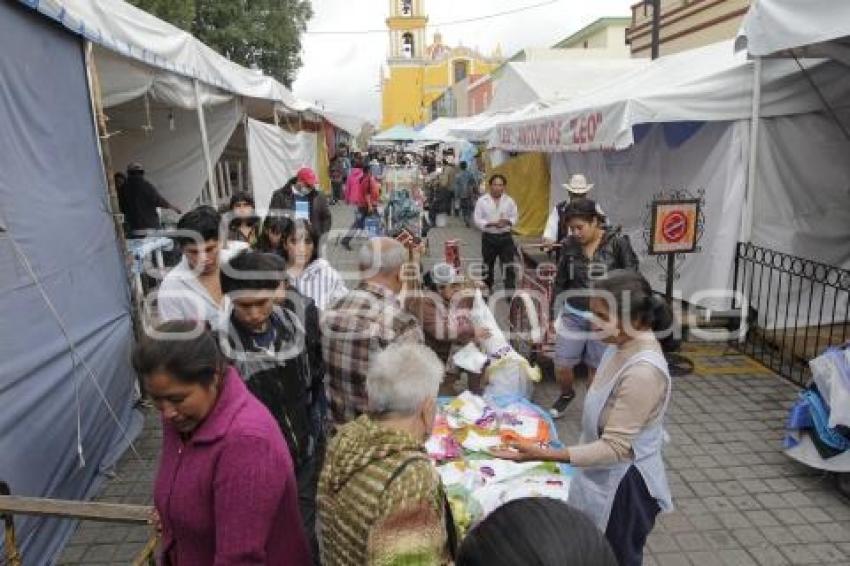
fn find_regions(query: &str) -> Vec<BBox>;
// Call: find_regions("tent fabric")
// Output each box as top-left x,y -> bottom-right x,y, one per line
108,98 -> 244,211
94,46 -> 233,110
17,0 -> 312,112
320,109 -> 369,138
489,40 -> 850,153
0,3 -> 139,563
549,121 -> 747,311
445,60 -> 647,144
372,125 -> 424,142
486,60 -> 648,115
747,112 -> 850,328
489,152 -> 551,237
247,118 -> 318,213
448,111 -> 530,143
735,0 -> 850,58
417,117 -> 469,143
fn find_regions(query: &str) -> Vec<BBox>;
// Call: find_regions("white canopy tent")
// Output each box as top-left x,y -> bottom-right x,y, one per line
247,119 -> 318,213
21,0 -> 330,211
443,59 -> 648,144
27,0 -> 313,111
486,60 -> 648,115
734,0 -> 850,62
417,117 -> 470,143
485,41 -> 850,322
370,124 -> 426,145
488,41 -> 849,153
321,109 -> 370,138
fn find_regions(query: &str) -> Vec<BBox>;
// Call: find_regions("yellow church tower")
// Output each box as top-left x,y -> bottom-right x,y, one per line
381,0 -> 502,129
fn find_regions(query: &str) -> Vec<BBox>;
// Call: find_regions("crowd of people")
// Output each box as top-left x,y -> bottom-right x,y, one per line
118,154 -> 673,565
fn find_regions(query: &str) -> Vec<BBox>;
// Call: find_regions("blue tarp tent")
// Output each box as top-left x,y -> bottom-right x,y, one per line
0,3 -> 140,563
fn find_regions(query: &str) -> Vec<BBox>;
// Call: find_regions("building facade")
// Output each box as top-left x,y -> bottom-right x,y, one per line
552,16 -> 631,56
626,0 -> 751,57
381,0 -> 502,128
468,74 -> 493,116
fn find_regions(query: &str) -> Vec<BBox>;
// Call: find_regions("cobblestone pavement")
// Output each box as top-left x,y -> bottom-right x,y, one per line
57,205 -> 850,565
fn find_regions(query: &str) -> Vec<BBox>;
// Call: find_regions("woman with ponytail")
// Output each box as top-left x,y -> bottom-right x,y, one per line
493,270 -> 674,566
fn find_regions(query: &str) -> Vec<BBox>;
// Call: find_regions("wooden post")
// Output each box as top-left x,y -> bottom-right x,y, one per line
84,42 -> 127,247
194,79 -> 218,207
1,482 -> 22,566
0,495 -> 153,525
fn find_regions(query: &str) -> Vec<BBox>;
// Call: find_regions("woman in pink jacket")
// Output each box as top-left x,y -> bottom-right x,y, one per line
340,159 -> 381,250
134,321 -> 311,565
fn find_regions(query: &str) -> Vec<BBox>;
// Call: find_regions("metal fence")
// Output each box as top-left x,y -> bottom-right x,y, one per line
732,243 -> 850,386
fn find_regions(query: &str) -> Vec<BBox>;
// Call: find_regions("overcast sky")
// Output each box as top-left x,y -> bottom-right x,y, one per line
292,0 -> 634,125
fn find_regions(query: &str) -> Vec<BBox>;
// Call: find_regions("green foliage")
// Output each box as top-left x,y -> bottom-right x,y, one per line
129,0 -> 312,87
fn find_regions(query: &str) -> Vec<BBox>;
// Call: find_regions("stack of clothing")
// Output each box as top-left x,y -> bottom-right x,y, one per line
785,343 -> 850,469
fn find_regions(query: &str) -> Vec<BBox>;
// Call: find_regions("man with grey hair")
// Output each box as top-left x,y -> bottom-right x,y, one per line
318,343 -> 453,565
322,237 -> 424,428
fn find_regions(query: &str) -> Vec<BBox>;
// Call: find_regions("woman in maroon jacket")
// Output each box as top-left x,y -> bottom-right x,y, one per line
134,321 -> 311,565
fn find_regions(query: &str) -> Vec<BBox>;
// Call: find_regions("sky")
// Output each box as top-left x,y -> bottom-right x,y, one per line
292,0 -> 635,125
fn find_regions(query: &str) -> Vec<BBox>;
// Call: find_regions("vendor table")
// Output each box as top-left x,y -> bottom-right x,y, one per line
426,392 -> 573,536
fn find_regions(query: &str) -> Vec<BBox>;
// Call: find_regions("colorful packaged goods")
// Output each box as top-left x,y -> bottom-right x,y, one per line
426,391 -> 572,537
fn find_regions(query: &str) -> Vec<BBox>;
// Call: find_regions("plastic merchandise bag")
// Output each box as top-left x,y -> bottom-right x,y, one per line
810,344 -> 850,430
457,289 -> 541,399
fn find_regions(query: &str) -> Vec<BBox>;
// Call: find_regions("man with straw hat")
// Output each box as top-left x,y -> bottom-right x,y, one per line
542,174 -> 607,245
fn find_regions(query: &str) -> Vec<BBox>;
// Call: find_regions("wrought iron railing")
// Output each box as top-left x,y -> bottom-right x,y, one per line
732,243 -> 850,386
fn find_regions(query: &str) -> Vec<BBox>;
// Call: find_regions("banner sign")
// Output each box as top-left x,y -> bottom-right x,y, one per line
490,104 -> 631,152
649,199 -> 700,254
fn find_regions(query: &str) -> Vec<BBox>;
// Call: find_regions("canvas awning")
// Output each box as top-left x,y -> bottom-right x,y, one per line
735,0 -> 850,63
488,41 -> 850,153
20,0 -> 314,112
371,125 -> 424,143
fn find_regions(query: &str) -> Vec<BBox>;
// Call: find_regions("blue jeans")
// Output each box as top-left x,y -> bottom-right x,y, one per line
341,206 -> 367,244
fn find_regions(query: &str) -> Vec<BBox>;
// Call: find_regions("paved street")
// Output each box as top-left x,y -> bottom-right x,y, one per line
58,205 -> 850,565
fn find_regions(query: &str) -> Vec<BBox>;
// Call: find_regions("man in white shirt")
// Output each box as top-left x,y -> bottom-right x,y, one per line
158,206 -> 248,330
542,174 -> 607,244
473,174 -> 519,291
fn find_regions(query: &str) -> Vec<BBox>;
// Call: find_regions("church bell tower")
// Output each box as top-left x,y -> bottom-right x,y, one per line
387,0 -> 428,60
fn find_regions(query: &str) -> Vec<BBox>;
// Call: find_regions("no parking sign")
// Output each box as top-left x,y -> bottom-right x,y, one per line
649,199 -> 700,255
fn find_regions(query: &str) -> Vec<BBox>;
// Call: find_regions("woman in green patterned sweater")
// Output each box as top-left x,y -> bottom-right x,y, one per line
317,343 -> 455,566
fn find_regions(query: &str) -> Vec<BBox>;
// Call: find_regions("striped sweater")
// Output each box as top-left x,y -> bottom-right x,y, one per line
290,258 -> 349,311
318,415 -> 450,566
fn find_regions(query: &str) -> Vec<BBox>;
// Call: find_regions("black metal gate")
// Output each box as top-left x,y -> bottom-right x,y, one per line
732,243 -> 850,386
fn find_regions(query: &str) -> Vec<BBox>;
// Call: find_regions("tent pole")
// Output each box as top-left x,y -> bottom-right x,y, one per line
85,41 -> 139,334
194,79 -> 218,208
741,56 -> 762,244
84,42 -> 125,245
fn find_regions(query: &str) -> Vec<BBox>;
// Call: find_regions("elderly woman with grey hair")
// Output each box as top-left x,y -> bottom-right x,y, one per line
318,343 -> 455,565
322,237 -> 424,428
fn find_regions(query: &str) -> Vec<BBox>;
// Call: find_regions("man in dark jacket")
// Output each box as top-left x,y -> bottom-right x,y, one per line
269,167 -> 332,237
220,250 -> 325,558
118,162 -> 180,236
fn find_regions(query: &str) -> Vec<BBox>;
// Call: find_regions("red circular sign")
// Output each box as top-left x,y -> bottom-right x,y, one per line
661,211 -> 688,243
